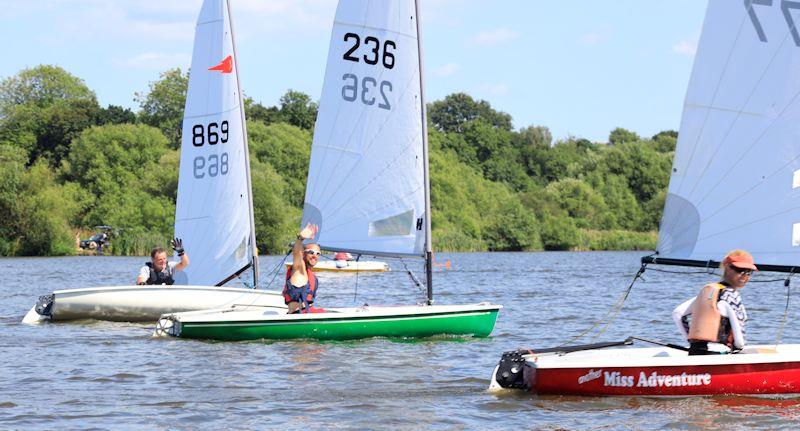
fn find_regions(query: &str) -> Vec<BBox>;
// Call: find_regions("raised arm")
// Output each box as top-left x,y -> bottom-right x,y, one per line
172,238 -> 190,272
291,223 -> 318,276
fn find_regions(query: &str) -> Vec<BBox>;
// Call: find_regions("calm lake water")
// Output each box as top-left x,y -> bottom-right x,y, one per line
3,251 -> 800,430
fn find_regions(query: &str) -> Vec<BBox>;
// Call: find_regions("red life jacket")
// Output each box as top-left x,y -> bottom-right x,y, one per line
282,266 -> 318,310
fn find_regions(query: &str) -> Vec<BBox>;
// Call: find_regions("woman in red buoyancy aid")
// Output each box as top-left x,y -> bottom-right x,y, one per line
672,249 -> 755,355
282,223 -> 324,314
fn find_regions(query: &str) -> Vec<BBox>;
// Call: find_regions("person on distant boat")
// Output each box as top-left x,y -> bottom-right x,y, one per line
333,251 -> 354,268
136,238 -> 189,285
283,223 -> 321,313
672,249 -> 755,355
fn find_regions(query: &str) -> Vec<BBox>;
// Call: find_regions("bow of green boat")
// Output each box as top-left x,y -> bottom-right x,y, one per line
154,303 -> 501,341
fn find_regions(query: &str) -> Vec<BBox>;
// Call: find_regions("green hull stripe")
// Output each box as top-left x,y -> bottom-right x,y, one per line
178,309 -> 499,341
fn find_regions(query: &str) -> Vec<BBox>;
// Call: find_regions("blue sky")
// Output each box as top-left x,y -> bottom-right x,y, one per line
0,0 -> 707,143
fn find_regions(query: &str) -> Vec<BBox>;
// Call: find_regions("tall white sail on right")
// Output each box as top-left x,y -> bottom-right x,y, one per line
174,0 -> 254,285
301,0 -> 426,257
657,0 -> 800,266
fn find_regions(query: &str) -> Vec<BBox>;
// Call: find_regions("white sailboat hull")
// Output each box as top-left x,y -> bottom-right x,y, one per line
22,285 -> 286,323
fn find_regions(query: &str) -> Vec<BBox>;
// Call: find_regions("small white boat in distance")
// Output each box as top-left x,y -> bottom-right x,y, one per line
283,259 -> 389,272
22,0 -> 286,324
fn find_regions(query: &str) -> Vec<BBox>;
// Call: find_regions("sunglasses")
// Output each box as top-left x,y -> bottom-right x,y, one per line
728,265 -> 753,276
304,250 -> 321,256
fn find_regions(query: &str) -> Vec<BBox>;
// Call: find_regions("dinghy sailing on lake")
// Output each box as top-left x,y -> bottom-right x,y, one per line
22,0 -> 285,324
489,0 -> 800,396
154,0 -> 501,341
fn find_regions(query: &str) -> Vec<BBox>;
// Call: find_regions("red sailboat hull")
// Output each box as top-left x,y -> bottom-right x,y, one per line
528,361 -> 800,396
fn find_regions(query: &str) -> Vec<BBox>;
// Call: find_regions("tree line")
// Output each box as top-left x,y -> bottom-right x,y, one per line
0,65 -> 674,256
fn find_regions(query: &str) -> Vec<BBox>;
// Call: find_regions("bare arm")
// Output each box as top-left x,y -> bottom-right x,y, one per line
137,266 -> 149,285
290,223 -> 318,286
174,252 -> 189,272
171,238 -> 189,272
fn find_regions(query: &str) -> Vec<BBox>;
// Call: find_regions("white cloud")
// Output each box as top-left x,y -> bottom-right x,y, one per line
430,63 -> 460,78
480,83 -> 508,96
115,52 -> 192,70
672,40 -> 698,57
471,28 -> 520,47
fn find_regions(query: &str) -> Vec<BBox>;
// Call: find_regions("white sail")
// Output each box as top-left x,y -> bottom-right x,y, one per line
174,0 -> 255,285
657,0 -> 800,266
301,0 -> 426,257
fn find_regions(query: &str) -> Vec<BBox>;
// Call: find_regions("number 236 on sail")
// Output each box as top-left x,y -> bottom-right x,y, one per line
340,32 -> 395,110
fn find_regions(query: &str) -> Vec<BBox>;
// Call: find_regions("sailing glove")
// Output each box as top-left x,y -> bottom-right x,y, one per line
172,238 -> 185,256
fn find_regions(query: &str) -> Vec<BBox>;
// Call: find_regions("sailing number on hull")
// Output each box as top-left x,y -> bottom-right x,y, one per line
341,32 -> 395,110
191,121 -> 229,179
745,0 -> 800,46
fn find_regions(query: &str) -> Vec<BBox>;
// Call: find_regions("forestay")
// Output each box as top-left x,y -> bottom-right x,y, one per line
174,0 -> 256,285
656,0 -> 800,267
301,0 -> 426,257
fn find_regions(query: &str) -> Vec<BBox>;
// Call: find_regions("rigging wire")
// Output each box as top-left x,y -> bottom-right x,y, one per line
773,269 -> 795,347
400,258 -> 426,301
557,262 -> 648,347
261,248 -> 293,291
352,254 -> 361,304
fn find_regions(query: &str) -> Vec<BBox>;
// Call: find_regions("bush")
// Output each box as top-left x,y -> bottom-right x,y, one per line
576,229 -> 657,251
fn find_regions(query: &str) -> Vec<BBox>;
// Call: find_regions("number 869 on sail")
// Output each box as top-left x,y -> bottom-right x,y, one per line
190,121 -> 230,179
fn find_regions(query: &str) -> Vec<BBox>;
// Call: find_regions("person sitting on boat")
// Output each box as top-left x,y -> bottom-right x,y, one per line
333,251 -> 354,268
672,249 -> 755,355
283,223 -> 321,313
136,238 -> 190,285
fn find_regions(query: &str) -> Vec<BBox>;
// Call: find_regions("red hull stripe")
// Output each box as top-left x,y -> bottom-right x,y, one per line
529,362 -> 800,396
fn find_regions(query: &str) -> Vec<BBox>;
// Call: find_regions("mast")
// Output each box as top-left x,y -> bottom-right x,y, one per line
414,0 -> 434,305
226,0 -> 259,286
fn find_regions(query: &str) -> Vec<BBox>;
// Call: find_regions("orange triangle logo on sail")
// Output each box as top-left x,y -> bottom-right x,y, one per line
208,55 -> 233,74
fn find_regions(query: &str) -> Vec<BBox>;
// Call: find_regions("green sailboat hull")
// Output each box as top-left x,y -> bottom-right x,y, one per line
174,308 -> 500,341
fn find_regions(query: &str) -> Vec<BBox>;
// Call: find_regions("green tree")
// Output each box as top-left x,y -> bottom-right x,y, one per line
15,163 -> 86,255
278,90 -> 318,130
428,93 -> 513,133
136,68 -> 188,149
245,97 -> 281,125
651,130 -> 678,153
545,178 -> 614,229
0,145 -> 26,254
250,158 -> 301,254
97,105 -> 137,126
247,121 -> 312,207
0,65 -> 96,111
66,124 -> 173,233
602,141 -> 671,203
608,127 -> 640,145
0,65 -> 100,165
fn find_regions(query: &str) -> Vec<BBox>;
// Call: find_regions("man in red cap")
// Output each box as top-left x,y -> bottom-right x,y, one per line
672,249 -> 756,355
